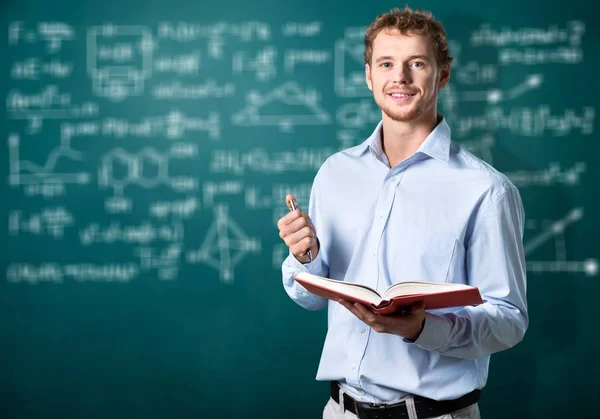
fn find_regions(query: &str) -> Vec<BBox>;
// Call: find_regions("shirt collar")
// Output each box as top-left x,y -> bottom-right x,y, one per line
350,116 -> 452,163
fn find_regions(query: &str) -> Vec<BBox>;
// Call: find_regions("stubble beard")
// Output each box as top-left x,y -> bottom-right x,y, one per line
376,91 -> 435,123
374,77 -> 440,123
381,100 -> 421,122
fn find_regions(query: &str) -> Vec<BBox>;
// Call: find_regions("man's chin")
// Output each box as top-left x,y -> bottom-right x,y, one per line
383,109 -> 420,122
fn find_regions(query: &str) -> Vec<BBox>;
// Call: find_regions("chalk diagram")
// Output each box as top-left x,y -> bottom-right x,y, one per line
525,208 -> 597,276
87,24 -> 154,101
7,133 -> 90,196
442,74 -> 543,107
334,38 -> 370,97
186,204 -> 261,283
231,81 -> 331,132
439,74 -> 544,131
336,100 -> 381,130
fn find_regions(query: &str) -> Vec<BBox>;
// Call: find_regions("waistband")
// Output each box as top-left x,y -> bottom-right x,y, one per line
330,381 -> 480,419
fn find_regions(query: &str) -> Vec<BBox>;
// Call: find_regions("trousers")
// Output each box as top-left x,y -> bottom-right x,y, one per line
322,395 -> 481,419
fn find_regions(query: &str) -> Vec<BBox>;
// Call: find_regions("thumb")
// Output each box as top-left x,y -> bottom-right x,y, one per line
285,194 -> 297,211
412,301 -> 425,311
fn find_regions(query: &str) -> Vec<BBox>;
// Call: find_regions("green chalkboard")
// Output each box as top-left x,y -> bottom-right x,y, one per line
2,0 -> 599,417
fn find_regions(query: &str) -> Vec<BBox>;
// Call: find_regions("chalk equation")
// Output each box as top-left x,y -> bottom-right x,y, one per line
5,16 -> 596,286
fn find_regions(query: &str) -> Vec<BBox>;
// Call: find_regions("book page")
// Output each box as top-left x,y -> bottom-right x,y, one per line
384,281 -> 473,299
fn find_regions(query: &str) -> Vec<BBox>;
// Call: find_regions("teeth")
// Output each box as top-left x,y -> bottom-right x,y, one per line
391,93 -> 411,98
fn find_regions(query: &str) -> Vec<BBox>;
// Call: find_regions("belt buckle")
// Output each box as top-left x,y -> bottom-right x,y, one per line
355,401 -> 393,419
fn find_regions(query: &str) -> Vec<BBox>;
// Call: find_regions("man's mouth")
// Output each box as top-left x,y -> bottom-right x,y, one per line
387,92 -> 416,103
387,92 -> 416,98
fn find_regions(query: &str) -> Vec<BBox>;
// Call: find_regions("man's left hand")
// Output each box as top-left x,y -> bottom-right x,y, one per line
337,299 -> 426,341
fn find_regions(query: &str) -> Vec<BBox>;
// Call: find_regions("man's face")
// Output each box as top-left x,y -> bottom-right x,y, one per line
365,30 -> 450,123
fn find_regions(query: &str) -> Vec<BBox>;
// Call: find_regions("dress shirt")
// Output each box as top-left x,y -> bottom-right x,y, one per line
282,117 -> 528,403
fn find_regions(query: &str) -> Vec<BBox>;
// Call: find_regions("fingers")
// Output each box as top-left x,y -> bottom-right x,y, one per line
337,298 -> 424,335
338,299 -> 390,333
279,210 -> 310,232
277,196 -> 307,230
286,227 -> 317,256
281,216 -> 311,238
338,299 -> 379,324
278,200 -> 315,248
278,194 -> 317,260
276,210 -> 297,230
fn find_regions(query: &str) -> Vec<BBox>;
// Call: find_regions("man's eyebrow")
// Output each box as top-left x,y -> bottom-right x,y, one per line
375,56 -> 394,63
407,55 -> 430,61
374,54 -> 431,63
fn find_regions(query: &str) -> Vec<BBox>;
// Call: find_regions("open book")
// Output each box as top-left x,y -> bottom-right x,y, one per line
293,272 -> 483,315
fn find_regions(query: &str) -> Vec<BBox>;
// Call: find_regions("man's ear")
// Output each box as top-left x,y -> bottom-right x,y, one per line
438,64 -> 450,88
365,63 -> 373,91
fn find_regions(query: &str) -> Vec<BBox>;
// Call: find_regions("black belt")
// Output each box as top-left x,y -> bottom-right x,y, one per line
330,382 -> 480,419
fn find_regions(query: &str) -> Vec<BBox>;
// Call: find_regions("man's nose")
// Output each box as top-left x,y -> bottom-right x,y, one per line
392,64 -> 411,84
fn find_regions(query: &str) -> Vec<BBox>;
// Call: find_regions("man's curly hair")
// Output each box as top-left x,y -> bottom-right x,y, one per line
364,6 -> 453,67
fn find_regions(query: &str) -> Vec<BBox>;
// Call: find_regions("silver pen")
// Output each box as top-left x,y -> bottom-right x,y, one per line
288,198 -> 313,263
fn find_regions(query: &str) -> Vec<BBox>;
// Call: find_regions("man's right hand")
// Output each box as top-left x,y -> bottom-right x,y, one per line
277,194 -> 319,264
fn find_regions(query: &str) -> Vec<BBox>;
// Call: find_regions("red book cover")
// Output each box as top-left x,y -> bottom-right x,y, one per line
294,273 -> 483,315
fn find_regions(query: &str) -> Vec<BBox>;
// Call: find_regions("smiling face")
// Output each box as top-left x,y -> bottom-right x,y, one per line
365,29 -> 450,124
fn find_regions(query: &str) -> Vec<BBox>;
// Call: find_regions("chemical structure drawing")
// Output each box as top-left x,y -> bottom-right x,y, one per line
186,204 -> 261,283
525,207 -> 598,276
98,147 -> 198,213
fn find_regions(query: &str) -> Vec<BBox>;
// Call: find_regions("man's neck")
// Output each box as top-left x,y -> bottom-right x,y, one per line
381,114 -> 441,167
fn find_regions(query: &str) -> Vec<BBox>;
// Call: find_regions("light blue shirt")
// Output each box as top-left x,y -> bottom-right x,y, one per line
282,117 -> 528,403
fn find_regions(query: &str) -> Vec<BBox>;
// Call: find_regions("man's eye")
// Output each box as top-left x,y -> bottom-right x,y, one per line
380,62 -> 392,68
411,61 -> 424,68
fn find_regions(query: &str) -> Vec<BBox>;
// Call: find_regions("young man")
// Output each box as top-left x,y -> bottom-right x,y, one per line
277,6 -> 528,419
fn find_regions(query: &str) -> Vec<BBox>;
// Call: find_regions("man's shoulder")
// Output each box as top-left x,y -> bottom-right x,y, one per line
318,143 -> 368,172
450,141 -> 518,196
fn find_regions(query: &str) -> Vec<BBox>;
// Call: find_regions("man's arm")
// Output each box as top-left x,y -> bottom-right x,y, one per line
413,185 -> 528,359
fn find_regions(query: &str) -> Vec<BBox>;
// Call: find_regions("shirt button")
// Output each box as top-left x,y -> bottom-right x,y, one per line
360,328 -> 366,334
359,390 -> 366,396
351,364 -> 356,370
379,211 -> 384,218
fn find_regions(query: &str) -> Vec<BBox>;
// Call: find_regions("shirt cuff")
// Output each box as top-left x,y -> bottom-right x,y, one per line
408,312 -> 452,351
282,249 -> 323,285
287,249 -> 322,266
